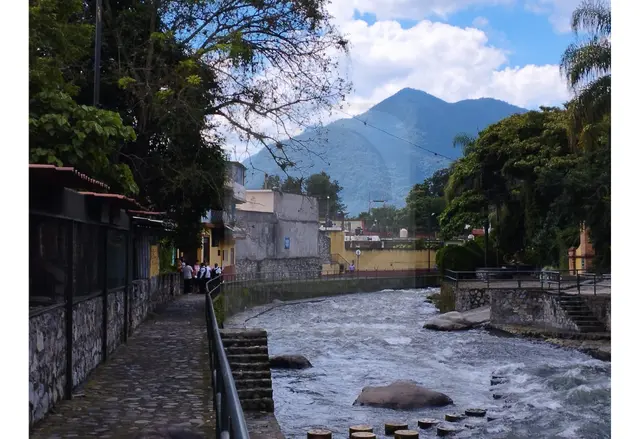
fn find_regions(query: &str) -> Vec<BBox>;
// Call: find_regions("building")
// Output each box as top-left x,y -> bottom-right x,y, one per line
568,225 -> 595,274
234,189 -> 322,276
187,161 -> 247,274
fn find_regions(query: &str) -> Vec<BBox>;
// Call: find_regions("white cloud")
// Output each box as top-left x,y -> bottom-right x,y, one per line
472,16 -> 490,28
525,0 -> 584,33
225,4 -> 573,159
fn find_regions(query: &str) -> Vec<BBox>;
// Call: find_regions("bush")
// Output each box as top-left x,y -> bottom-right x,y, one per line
430,284 -> 456,313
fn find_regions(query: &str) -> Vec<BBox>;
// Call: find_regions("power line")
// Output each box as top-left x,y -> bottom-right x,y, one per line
334,107 -> 458,162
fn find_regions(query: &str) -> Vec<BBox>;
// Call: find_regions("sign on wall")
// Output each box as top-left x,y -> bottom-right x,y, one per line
284,237 -> 290,250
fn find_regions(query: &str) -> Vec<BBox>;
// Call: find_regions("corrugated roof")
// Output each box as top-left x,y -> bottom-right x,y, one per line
29,164 -> 110,191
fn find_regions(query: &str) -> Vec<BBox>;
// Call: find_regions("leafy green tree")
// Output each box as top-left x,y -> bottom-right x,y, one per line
281,176 -> 305,195
560,0 -> 611,150
262,174 -> 281,189
29,0 -> 137,194
304,171 -> 347,219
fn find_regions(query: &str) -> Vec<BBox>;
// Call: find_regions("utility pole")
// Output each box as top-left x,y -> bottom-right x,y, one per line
93,0 -> 103,106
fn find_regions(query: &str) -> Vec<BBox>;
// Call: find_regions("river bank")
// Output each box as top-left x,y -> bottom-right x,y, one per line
227,288 -> 610,438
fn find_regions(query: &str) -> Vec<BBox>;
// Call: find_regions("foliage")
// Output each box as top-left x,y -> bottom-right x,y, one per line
560,0 -> 611,150
302,172 -> 347,218
435,241 -> 486,273
29,0 -> 138,194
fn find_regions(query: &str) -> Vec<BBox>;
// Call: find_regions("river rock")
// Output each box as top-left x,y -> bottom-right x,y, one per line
353,380 -> 453,409
423,306 -> 490,331
269,354 -> 312,369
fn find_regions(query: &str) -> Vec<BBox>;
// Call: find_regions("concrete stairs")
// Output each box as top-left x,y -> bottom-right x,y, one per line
554,295 -> 607,333
220,328 -> 275,413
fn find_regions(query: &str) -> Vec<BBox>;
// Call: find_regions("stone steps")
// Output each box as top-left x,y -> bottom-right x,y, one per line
226,345 -> 269,355
554,296 -> 606,333
220,328 -> 274,413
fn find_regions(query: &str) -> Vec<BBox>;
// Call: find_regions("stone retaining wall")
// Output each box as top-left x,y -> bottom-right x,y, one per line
223,275 -> 438,318
581,295 -> 611,331
29,306 -> 66,426
454,288 -> 491,312
29,273 -> 180,426
489,289 -> 580,332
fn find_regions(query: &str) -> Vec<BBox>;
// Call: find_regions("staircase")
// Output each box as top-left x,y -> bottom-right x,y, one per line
220,328 -> 275,413
554,295 -> 607,333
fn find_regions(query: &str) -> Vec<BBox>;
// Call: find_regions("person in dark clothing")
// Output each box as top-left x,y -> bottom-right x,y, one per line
197,263 -> 208,294
182,261 -> 193,294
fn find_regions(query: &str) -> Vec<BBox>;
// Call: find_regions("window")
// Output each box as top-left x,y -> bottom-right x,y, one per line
223,249 -> 228,262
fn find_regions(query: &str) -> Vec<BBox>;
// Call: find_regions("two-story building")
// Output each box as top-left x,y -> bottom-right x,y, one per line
179,161 -> 247,274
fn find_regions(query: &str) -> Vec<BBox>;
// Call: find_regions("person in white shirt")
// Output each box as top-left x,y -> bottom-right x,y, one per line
182,262 -> 193,294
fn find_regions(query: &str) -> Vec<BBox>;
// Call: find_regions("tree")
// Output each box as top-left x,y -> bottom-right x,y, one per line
281,176 -> 305,195
560,0 -> 611,150
405,168 -> 450,235
262,174 -> 281,189
304,171 -> 346,219
29,0 -> 138,194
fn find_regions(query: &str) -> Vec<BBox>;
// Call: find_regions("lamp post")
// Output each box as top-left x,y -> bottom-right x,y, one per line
326,195 -> 330,222
93,0 -> 103,106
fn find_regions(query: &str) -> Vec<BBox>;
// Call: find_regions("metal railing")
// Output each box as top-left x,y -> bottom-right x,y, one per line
443,268 -> 611,295
204,275 -> 250,439
218,268 -> 438,292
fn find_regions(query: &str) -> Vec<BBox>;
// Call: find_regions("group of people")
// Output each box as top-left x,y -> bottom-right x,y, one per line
179,258 -> 223,294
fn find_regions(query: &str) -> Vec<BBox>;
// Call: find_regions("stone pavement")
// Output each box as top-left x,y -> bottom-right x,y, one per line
30,294 -> 215,439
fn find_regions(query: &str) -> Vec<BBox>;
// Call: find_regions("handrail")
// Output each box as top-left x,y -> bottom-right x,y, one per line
204,275 -> 250,439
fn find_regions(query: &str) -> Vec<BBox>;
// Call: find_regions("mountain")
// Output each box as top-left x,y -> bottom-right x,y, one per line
242,88 -> 527,215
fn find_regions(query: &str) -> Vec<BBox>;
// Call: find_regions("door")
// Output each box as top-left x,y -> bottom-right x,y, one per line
203,237 -> 210,264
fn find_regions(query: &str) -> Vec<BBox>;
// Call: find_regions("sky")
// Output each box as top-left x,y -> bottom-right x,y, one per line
226,0 -> 587,160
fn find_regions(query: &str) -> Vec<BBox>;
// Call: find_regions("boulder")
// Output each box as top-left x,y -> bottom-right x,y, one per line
269,354 -> 312,369
353,380 -> 453,409
423,306 -> 490,331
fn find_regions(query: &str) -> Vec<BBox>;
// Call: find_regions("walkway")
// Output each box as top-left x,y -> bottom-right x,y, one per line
30,295 -> 215,439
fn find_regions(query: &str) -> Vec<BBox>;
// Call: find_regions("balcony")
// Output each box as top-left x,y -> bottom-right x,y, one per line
224,177 -> 246,203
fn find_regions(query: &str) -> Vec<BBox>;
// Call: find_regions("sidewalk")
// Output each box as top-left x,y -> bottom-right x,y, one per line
30,294 -> 215,439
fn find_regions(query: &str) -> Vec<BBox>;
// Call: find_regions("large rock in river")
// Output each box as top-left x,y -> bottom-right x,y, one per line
423,306 -> 490,331
353,380 -> 453,409
269,354 -> 312,369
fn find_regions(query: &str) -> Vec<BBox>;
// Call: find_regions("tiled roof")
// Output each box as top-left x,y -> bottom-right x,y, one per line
78,192 -> 143,210
29,164 -> 110,191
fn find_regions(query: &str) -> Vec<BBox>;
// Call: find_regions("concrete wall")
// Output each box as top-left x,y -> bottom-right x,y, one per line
238,190 -> 275,213
235,192 -> 321,276
29,273 -> 180,426
489,290 -> 580,332
325,230 -> 437,271
222,274 -> 439,318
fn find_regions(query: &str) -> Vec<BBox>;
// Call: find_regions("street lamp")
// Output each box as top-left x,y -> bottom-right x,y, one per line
326,195 -> 330,221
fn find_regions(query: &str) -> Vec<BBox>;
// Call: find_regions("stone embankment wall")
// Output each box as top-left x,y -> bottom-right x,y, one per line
222,275 -> 439,318
581,295 -> 611,331
489,289 -> 580,332
454,288 -> 491,312
29,273 -> 180,426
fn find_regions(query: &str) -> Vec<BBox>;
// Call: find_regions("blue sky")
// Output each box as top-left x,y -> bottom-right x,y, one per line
353,4 -> 574,68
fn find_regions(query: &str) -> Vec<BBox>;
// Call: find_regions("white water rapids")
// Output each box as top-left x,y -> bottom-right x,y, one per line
227,288 -> 611,438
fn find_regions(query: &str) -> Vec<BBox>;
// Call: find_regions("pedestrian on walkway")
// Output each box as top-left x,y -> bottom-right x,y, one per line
182,261 -> 193,294
193,260 -> 200,276
196,262 -> 208,294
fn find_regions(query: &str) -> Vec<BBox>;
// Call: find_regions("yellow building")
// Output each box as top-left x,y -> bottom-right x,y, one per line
568,225 -> 595,274
322,229 -> 437,272
177,161 -> 247,274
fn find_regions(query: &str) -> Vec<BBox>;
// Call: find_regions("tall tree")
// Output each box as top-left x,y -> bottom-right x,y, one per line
560,0 -> 611,150
304,171 -> 346,219
29,0 -> 137,194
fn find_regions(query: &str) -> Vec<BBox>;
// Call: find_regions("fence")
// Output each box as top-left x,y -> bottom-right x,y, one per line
205,278 -> 250,439
443,268 -> 611,295
219,268 -> 439,293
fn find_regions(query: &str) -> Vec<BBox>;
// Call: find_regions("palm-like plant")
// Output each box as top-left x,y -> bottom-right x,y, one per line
560,0 -> 611,149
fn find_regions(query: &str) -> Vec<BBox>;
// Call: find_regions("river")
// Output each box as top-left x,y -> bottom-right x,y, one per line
227,288 -> 611,439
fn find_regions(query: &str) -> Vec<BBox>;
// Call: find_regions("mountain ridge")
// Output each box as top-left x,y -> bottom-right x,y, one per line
242,88 -> 527,214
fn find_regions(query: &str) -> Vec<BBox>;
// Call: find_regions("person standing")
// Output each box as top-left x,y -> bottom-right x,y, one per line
182,261 -> 193,294
193,260 -> 200,277
197,262 -> 208,294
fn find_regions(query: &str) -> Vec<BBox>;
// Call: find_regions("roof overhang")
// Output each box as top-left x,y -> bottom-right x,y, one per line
29,164 -> 110,191
78,192 -> 143,210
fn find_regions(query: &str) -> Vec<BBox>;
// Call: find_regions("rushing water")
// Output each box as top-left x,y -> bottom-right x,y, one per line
227,289 -> 611,439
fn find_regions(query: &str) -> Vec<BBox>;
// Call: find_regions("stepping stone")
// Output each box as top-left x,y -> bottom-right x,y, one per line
465,408 -> 487,417
350,425 -> 374,437
436,424 -> 459,437
444,413 -> 466,422
384,422 -> 408,435
417,418 -> 440,429
394,430 -> 419,439
308,429 -> 332,439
